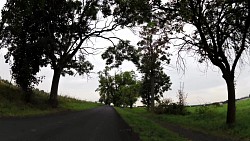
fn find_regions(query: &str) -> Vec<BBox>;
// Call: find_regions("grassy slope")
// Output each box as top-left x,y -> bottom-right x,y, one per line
0,80 -> 102,117
116,99 -> 250,141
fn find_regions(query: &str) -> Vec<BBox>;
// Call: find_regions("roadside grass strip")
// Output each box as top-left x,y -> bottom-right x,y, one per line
115,107 -> 187,141
0,81 -> 102,117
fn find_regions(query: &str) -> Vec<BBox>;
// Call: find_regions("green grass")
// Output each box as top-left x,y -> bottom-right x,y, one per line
116,99 -> 250,141
156,101 -> 250,140
115,107 -> 187,141
0,80 -> 102,117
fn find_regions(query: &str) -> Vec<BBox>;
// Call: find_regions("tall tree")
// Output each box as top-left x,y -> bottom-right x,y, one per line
1,0 -> 151,107
102,23 -> 172,110
137,24 -> 172,109
1,0 -> 46,102
155,0 -> 250,124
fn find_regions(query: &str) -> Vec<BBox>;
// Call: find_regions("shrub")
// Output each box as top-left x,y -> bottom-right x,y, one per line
154,99 -> 189,115
194,105 -> 216,119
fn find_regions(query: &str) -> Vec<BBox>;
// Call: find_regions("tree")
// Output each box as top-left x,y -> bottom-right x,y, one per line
176,82 -> 187,114
120,82 -> 140,108
140,68 -> 171,110
155,0 -> 250,124
96,67 -> 114,105
1,0 -> 46,102
102,23 -> 172,110
1,0 -> 151,107
117,71 -> 140,108
96,68 -> 139,107
137,24 -> 172,110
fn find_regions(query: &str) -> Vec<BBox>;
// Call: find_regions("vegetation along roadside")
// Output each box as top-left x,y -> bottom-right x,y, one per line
0,80 -> 102,118
116,98 -> 250,141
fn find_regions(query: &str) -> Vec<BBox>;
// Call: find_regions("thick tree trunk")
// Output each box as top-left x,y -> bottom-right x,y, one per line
223,74 -> 236,125
49,68 -> 62,108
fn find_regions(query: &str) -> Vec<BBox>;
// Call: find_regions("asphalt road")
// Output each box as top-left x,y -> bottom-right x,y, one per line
0,106 -> 139,141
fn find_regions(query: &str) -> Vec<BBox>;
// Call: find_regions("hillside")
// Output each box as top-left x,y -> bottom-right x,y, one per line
0,79 -> 102,117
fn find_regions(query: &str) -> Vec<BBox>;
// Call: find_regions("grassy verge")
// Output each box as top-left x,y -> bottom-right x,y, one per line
116,99 -> 250,141
156,100 -> 250,141
115,107 -> 187,141
0,80 -> 102,117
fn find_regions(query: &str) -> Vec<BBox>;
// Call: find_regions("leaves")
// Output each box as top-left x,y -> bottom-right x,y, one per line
96,68 -> 139,107
102,23 -> 172,108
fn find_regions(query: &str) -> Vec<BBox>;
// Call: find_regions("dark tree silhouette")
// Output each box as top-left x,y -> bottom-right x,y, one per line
1,0 -> 151,107
154,0 -> 250,124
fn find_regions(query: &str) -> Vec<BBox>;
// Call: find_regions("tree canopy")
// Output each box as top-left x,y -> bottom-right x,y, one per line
102,22 -> 172,110
96,67 -> 140,108
0,0 -> 151,107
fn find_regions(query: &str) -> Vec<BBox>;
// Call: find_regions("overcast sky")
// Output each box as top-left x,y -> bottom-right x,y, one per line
0,1 -> 250,105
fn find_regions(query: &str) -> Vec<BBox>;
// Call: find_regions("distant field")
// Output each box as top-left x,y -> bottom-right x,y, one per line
116,99 -> 250,141
0,80 -> 102,117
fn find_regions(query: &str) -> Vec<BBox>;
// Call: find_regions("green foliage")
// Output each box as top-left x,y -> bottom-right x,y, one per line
96,68 -> 140,107
140,69 -> 171,109
154,99 -> 189,115
96,67 -> 114,105
194,105 -> 216,119
154,98 -> 173,114
120,81 -> 141,108
102,23 -> 172,109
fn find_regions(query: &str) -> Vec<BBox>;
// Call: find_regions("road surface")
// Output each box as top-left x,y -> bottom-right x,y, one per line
0,106 -> 139,141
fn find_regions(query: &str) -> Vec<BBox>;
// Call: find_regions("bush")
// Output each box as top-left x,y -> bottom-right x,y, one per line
154,99 -> 172,114
194,105 -> 216,119
0,79 -> 14,86
154,99 -> 188,115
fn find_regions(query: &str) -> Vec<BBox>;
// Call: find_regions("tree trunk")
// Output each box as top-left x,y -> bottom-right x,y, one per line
130,103 -> 133,108
24,89 -> 32,103
150,73 -> 155,111
49,68 -> 62,108
223,74 -> 236,125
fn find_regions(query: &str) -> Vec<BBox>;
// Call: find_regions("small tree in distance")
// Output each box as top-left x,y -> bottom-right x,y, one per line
96,67 -> 140,108
177,82 -> 187,114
